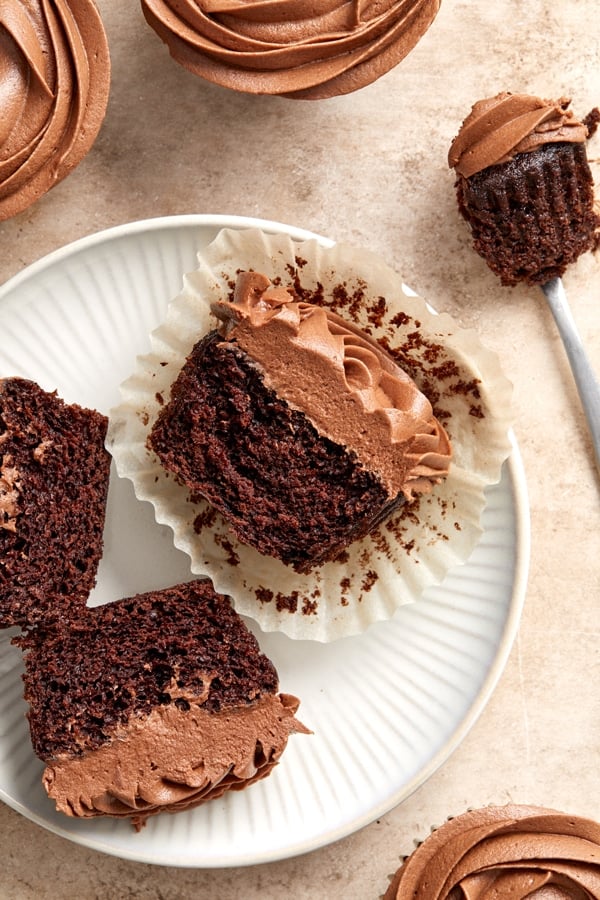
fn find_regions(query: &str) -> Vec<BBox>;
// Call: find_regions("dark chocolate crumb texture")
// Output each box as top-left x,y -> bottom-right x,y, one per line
0,378 -> 110,630
17,580 -> 281,759
16,580 -> 308,827
149,271 -> 451,573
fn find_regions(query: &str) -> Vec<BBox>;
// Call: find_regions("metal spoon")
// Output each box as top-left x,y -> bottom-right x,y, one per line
540,276 -> 600,476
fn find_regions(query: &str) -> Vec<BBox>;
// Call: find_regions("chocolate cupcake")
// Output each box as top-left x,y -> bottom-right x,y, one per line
108,228 -> 514,641
141,0 -> 441,99
384,804 -> 600,898
448,93 -> 600,286
0,0 -> 111,221
148,270 -> 452,574
16,580 -> 308,829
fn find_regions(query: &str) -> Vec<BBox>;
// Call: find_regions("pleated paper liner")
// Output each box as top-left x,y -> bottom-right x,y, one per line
107,228 -> 513,641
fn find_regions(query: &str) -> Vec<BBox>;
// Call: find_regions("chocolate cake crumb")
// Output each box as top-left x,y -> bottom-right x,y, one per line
583,107 -> 600,138
275,592 -> 299,614
361,570 -> 379,593
149,331 -> 404,573
193,505 -> 218,532
214,534 -> 240,566
17,580 -> 280,760
0,378 -> 110,631
302,597 -> 318,616
255,586 -> 274,605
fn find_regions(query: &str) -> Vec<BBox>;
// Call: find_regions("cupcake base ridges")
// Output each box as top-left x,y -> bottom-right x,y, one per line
456,142 -> 600,286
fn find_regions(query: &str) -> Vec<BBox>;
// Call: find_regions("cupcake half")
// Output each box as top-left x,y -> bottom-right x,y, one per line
148,270 -> 452,574
108,228 -> 514,641
0,378 -> 111,630
16,580 -> 308,829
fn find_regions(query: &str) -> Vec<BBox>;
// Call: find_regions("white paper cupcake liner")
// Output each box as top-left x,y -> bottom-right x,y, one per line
107,228 -> 513,642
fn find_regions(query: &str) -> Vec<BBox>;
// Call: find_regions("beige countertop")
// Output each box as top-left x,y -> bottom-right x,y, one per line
1,1 -> 599,897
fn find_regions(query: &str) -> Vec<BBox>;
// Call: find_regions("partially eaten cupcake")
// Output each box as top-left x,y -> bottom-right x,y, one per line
448,92 -> 600,285
109,227 -> 514,641
148,270 -> 452,574
384,804 -> 600,898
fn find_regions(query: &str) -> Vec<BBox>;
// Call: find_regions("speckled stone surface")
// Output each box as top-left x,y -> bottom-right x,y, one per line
1,1 -> 599,897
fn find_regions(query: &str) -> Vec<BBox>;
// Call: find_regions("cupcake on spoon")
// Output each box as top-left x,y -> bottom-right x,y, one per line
448,92 -> 599,286
449,91 -> 600,475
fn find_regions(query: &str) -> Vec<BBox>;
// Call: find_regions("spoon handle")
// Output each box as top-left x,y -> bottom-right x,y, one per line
541,277 -> 600,476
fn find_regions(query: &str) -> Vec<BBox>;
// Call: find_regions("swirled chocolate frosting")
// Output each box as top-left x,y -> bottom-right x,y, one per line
448,93 -> 589,179
0,0 -> 110,220
141,0 -> 441,99
212,271 -> 451,499
384,805 -> 600,899
43,692 -> 308,828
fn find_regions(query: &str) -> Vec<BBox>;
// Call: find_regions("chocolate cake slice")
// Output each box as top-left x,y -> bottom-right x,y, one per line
0,378 -> 111,629
15,580 -> 308,828
449,93 -> 600,286
149,271 -> 451,573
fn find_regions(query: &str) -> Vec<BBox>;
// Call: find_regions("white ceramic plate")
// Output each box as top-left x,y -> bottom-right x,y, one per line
0,215 -> 530,867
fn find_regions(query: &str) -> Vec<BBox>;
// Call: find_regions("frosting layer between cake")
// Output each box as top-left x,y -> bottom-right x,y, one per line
212,271 -> 451,500
43,693 -> 307,827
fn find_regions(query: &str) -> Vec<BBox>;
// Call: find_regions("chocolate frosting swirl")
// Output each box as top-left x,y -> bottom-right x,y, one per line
212,271 -> 451,499
43,692 -> 309,828
141,0 -> 441,99
448,93 -> 589,179
0,0 -> 110,221
384,805 -> 600,899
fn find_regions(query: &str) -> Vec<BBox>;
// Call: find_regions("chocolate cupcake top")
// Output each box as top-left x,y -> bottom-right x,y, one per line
0,0 -> 110,221
384,805 -> 600,899
448,93 -> 589,178
141,0 -> 441,99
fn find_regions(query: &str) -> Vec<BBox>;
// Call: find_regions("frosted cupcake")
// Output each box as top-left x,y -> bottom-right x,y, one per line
108,228 -> 513,641
141,0 -> 442,99
384,804 -> 600,898
147,269 -> 452,574
0,0 -> 110,221
449,92 -> 600,286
